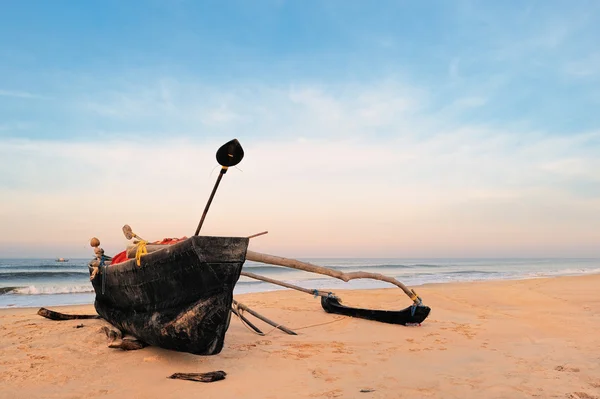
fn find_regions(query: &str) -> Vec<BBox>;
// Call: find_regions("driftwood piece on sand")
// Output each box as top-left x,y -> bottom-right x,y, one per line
168,371 -> 227,383
108,339 -> 148,351
38,307 -> 100,321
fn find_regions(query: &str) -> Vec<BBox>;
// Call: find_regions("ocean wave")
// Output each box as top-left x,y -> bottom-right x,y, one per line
241,264 -> 443,273
525,268 -> 600,277
235,280 -> 264,286
0,265 -> 88,271
0,286 -> 21,295
0,268 -> 87,275
0,271 -> 89,280
331,263 -> 444,270
397,270 -> 500,277
241,265 -> 297,274
2,285 -> 95,295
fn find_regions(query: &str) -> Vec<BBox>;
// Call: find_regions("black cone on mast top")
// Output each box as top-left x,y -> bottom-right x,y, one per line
195,139 -> 244,236
216,139 -> 244,167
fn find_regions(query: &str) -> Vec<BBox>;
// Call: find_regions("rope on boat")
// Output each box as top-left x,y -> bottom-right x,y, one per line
232,302 -> 345,335
100,255 -> 107,295
135,240 -> 148,267
121,225 -> 148,266
290,317 -> 345,331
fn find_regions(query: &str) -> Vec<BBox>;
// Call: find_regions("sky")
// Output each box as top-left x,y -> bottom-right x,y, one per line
1,1 -> 599,258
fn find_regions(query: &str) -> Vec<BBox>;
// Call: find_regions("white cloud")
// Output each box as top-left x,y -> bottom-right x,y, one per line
0,122 -> 33,131
452,96 -> 487,109
1,80 -> 599,258
0,89 -> 45,99
448,57 -> 460,80
1,131 -> 599,258
565,53 -> 600,77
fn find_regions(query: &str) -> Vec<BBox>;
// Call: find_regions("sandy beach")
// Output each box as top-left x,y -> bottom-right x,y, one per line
1,275 -> 599,399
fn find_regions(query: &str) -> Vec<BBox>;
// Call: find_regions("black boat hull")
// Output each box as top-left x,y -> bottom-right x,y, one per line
321,296 -> 431,325
90,236 -> 248,355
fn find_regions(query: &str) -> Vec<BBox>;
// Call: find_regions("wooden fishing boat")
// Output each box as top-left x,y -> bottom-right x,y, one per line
88,236 -> 248,355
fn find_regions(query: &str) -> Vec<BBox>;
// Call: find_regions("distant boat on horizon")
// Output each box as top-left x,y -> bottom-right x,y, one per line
55,258 -> 69,263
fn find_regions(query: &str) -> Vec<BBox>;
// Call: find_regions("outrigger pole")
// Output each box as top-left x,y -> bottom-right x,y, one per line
243,251 -> 431,325
241,271 -> 332,298
245,250 -> 423,305
232,300 -> 297,335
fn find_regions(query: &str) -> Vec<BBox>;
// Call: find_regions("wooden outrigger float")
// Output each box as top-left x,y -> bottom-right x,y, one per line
243,251 -> 431,326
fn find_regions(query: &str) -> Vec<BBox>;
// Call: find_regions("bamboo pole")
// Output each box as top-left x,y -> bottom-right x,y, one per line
240,271 -> 333,298
231,305 -> 264,334
245,250 -> 421,304
232,299 -> 297,335
247,231 -> 268,239
194,167 -> 227,236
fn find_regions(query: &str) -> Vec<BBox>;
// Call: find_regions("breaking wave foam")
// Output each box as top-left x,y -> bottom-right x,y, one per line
4,285 -> 95,295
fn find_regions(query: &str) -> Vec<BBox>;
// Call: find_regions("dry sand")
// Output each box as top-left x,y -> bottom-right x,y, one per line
1,275 -> 599,399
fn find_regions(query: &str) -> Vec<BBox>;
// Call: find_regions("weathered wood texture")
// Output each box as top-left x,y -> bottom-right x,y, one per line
241,271 -> 330,297
90,236 -> 249,355
231,306 -> 264,334
37,308 -> 100,320
246,250 -> 419,301
98,325 -> 122,342
241,271 -> 431,325
125,244 -> 168,259
247,231 -> 268,239
232,299 -> 297,335
168,371 -> 227,382
321,296 -> 431,325
108,339 -> 148,351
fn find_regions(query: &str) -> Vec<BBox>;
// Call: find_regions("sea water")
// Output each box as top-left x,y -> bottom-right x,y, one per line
1,257 -> 599,308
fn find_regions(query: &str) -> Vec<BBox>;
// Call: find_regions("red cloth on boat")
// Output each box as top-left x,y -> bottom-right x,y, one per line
110,250 -> 128,265
110,237 -> 188,265
154,237 -> 187,245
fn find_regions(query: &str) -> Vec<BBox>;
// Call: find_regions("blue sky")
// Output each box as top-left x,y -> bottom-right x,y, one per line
1,1 -> 599,257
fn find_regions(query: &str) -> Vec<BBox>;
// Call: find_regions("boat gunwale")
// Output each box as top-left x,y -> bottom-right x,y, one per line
90,235 -> 249,312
